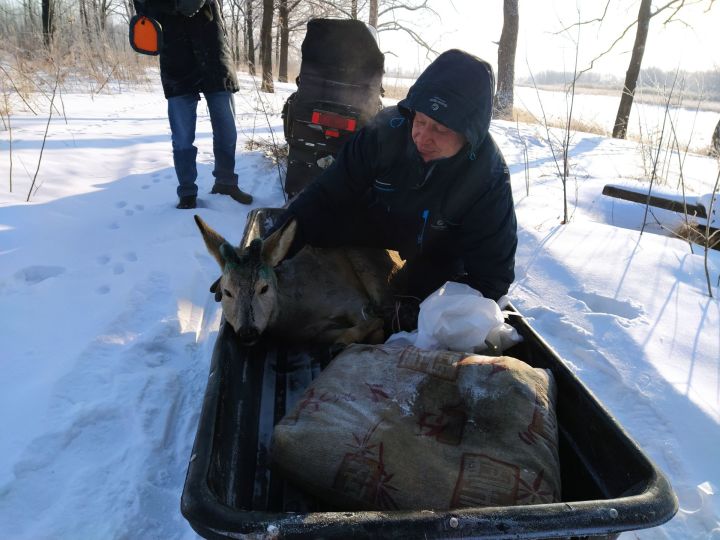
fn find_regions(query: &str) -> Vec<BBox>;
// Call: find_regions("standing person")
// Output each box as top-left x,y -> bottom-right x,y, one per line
277,49 -> 517,304
134,0 -> 253,209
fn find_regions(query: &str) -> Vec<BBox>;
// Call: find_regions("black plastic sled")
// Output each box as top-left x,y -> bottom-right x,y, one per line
281,18 -> 384,197
181,208 -> 678,540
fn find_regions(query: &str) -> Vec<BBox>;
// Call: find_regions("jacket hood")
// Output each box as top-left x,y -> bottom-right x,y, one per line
398,49 -> 495,155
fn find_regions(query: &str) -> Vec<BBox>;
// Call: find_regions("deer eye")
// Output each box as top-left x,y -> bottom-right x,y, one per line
259,284 -> 269,294
223,289 -> 233,298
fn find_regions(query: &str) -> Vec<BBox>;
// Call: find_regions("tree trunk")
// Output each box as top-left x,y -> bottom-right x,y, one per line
260,0 -> 274,92
79,0 -> 90,36
275,19 -> 280,64
246,0 -> 256,76
278,0 -> 289,82
351,0 -> 357,19
493,0 -> 518,119
711,118 -> 720,157
98,0 -> 110,31
230,1 -> 241,66
24,0 -> 36,30
41,0 -> 53,48
368,0 -> 378,28
612,0 -> 651,139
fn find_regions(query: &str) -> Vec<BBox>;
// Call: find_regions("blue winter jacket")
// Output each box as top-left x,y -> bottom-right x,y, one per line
288,50 -> 517,301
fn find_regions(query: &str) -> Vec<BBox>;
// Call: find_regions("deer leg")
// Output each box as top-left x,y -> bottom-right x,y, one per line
332,317 -> 385,346
344,248 -> 404,307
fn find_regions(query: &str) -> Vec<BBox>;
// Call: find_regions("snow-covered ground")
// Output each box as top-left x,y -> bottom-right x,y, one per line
0,73 -> 718,539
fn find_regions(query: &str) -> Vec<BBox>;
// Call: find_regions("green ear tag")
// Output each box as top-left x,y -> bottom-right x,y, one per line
220,243 -> 241,271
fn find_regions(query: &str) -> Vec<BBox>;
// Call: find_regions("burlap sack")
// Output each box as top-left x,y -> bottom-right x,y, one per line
270,344 -> 560,511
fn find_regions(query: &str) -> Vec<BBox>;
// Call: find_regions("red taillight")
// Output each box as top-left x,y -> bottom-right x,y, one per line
311,110 -> 357,133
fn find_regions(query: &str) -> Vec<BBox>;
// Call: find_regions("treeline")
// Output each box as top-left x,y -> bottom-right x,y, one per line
0,0 -> 436,92
521,68 -> 720,102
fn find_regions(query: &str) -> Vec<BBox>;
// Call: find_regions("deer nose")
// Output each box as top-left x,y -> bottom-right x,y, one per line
235,326 -> 260,346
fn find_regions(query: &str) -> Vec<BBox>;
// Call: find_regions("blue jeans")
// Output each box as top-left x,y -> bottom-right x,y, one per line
167,91 -> 238,197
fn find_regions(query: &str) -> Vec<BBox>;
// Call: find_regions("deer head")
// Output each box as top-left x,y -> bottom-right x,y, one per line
194,214 -> 297,345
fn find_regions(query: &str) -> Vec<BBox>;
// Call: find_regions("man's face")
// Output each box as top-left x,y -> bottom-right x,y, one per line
411,111 -> 466,162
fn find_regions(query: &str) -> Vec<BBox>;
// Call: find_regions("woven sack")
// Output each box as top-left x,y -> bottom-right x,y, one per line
271,344 -> 560,511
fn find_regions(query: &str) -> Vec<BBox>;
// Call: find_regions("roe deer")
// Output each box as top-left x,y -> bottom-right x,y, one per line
194,215 -> 404,345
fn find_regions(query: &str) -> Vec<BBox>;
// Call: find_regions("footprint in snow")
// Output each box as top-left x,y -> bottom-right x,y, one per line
97,285 -> 110,294
97,255 -> 111,265
569,290 -> 644,320
116,201 -> 128,209
14,265 -> 65,284
125,252 -> 138,262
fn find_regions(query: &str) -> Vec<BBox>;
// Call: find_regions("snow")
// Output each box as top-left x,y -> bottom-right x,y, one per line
0,72 -> 718,539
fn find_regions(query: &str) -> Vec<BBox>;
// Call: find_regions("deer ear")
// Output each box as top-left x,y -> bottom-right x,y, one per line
195,214 -> 229,269
262,218 -> 298,267
209,277 -> 222,302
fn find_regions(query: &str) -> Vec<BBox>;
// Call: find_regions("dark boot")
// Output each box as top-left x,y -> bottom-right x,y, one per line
210,184 -> 253,205
176,195 -> 197,209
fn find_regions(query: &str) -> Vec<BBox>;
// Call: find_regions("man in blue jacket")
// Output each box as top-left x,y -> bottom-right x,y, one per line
283,49 -> 517,304
134,0 -> 253,209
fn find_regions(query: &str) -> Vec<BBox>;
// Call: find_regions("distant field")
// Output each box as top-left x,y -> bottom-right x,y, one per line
381,75 -> 720,154
514,86 -> 719,153
525,84 -> 720,114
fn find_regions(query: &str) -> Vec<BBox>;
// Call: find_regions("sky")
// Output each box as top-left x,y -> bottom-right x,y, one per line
380,0 -> 720,78
0,72 -> 719,538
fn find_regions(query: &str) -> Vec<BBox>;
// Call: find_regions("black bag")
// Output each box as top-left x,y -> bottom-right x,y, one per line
282,18 -> 384,197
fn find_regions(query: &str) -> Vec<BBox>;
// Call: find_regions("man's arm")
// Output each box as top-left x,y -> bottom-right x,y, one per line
459,166 -> 517,302
285,119 -> 382,247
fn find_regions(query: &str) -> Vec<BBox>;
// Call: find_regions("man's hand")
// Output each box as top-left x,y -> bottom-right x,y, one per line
176,0 -> 205,16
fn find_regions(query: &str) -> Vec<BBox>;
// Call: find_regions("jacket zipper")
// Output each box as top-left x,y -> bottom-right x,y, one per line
417,209 -> 429,248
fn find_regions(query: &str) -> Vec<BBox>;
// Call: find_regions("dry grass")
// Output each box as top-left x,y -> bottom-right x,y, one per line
511,107 -> 609,137
674,221 -> 720,250
244,137 -> 288,164
381,80 -> 412,101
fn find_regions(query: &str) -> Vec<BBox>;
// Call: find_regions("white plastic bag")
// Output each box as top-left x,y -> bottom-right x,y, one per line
387,281 -> 522,353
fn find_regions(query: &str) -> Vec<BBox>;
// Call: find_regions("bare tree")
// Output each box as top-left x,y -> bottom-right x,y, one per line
246,0 -> 257,75
711,117 -> 720,157
374,0 -> 438,54
612,0 -> 651,138
493,0 -> 519,119
260,0 -> 274,92
306,0 -> 437,53
278,0 -> 288,80
277,0 -> 304,82
567,0 -> 717,140
80,0 -> 91,35
225,0 -> 243,66
369,0 -> 378,26
41,0 -> 54,48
